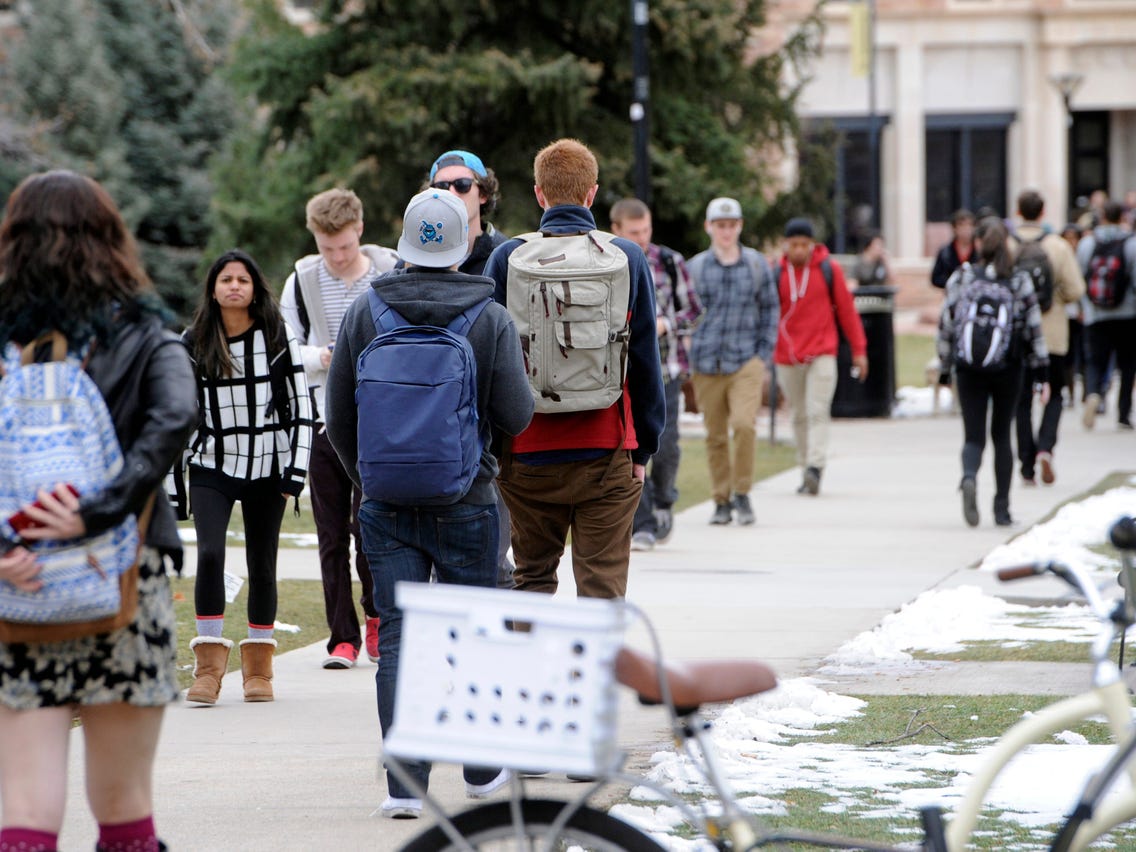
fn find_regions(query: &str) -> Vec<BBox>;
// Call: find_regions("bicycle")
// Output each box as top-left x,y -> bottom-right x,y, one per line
386,516 -> 1136,851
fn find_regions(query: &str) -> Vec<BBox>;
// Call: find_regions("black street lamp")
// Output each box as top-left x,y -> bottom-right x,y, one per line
1049,71 -> 1084,127
630,0 -> 651,203
1049,72 -> 1084,218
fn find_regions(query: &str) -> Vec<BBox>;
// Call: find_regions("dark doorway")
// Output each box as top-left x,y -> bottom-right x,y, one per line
1069,111 -> 1110,208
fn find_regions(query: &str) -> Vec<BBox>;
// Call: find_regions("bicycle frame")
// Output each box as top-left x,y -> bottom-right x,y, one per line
945,556 -> 1136,851
944,680 -> 1136,851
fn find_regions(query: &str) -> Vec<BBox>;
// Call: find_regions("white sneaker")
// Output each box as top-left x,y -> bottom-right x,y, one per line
1084,394 -> 1101,429
466,768 -> 510,799
630,531 -> 656,552
377,796 -> 422,819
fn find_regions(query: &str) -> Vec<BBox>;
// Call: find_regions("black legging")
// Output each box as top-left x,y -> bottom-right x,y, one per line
957,363 -> 1023,515
1085,318 -> 1136,424
191,474 -> 287,627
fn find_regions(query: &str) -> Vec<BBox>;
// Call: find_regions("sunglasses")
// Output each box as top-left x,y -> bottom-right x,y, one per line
430,177 -> 478,195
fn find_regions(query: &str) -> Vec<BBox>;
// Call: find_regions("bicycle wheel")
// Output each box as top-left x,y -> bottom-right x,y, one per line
400,798 -> 668,851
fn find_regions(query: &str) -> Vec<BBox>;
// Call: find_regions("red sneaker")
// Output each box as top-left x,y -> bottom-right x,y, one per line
365,617 -> 381,663
322,642 -> 358,669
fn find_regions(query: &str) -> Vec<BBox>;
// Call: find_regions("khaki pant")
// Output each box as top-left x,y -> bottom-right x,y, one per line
776,355 -> 837,471
691,357 -> 765,505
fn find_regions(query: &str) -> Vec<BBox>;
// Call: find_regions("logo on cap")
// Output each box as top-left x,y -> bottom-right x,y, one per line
419,220 -> 444,246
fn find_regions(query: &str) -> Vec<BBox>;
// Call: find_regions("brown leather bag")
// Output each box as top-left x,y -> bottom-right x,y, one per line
0,496 -> 156,644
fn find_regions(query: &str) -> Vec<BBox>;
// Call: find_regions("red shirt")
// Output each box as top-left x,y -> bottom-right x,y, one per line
512,387 -> 639,454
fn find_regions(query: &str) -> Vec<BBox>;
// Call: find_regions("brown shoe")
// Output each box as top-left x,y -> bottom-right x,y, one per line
186,637 -> 233,705
1038,452 -> 1055,485
240,638 -> 277,702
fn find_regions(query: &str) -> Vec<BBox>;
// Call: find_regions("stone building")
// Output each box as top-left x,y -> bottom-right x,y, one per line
773,0 -> 1136,284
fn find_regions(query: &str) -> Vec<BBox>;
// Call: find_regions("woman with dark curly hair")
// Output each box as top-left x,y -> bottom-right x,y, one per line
172,249 -> 312,706
0,169 -> 197,852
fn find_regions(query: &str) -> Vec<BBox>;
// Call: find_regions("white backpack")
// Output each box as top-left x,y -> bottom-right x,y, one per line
506,231 -> 631,414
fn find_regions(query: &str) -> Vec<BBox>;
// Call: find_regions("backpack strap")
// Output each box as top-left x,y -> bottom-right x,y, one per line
368,290 -> 491,338
772,255 -> 836,302
741,248 -> 767,298
20,332 -> 68,366
446,298 -> 492,337
292,257 -> 323,341
659,247 -> 681,313
367,290 -> 407,333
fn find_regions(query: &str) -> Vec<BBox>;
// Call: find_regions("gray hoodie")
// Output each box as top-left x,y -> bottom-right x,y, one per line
1076,224 -> 1136,324
324,267 -> 533,505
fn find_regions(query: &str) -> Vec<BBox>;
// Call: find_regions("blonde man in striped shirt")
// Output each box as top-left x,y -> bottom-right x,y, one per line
280,189 -> 398,669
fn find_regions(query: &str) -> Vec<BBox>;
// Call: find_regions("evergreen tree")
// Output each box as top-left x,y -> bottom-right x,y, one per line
3,0 -> 237,318
210,0 -> 826,281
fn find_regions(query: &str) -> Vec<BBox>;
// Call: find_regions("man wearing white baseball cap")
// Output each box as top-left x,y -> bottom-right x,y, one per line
687,196 -> 779,526
324,189 -> 533,818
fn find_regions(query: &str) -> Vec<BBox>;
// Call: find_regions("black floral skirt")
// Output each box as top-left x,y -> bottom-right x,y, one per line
0,549 -> 179,709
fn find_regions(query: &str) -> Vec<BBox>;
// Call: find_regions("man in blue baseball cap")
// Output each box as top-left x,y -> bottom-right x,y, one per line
426,150 -> 517,589
428,150 -> 507,277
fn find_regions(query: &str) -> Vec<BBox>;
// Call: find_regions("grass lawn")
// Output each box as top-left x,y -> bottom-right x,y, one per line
171,576 -> 329,690
895,332 -> 938,390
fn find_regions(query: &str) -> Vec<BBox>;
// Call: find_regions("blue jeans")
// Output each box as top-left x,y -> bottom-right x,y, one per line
358,498 -> 501,799
633,377 -> 682,535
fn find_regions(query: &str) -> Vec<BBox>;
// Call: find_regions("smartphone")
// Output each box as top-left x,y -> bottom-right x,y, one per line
7,484 -> 81,533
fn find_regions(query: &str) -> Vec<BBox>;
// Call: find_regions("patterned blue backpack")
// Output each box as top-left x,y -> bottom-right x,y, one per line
355,292 -> 490,505
0,333 -> 141,638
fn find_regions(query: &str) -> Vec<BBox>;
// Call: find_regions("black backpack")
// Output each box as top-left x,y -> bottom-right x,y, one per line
953,271 -> 1016,372
1014,235 -> 1054,313
1087,236 -> 1131,309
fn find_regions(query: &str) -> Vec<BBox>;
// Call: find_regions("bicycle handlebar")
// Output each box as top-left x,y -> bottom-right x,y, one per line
997,560 -> 1116,622
996,564 -> 1043,581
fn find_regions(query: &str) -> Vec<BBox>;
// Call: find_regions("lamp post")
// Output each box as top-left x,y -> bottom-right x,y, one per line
1048,72 -> 1084,219
866,0 -> 879,240
630,0 -> 651,203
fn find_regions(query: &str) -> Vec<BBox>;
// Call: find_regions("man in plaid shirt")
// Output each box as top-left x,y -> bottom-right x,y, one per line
687,197 -> 779,527
611,198 -> 704,550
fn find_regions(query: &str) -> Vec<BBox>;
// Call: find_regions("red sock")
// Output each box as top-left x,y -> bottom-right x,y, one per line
0,827 -> 58,851
96,816 -> 159,852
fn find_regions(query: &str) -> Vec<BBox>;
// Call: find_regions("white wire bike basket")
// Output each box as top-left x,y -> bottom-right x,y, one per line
384,582 -> 630,777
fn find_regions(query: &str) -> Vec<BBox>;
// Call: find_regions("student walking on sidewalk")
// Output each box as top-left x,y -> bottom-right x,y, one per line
687,197 -> 778,525
325,190 -> 532,818
281,189 -> 398,669
938,217 -> 1049,528
0,170 -> 197,852
774,218 -> 867,496
172,250 -> 313,704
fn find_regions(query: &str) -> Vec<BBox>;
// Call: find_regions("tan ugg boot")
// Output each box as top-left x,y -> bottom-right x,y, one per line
186,636 -> 233,705
239,638 -> 277,702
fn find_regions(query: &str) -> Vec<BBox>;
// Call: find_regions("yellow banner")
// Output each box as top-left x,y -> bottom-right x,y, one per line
850,2 -> 870,78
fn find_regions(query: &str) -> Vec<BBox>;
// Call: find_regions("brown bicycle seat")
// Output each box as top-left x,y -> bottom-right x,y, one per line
614,646 -> 778,714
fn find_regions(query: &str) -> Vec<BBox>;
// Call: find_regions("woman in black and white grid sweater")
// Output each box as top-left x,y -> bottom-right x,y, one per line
172,249 -> 313,705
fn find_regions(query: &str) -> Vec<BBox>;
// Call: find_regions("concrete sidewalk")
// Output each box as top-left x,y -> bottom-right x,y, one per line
58,404 -> 1134,850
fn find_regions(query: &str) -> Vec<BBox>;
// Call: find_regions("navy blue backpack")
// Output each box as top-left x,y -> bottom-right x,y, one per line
355,291 -> 490,505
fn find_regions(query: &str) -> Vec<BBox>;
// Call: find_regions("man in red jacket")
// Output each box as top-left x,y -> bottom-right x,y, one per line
774,218 -> 868,495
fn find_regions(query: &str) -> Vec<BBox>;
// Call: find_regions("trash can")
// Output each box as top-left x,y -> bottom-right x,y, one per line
831,284 -> 897,418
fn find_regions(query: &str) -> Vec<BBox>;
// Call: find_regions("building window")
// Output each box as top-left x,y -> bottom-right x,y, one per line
804,117 -> 886,255
925,114 -> 1012,221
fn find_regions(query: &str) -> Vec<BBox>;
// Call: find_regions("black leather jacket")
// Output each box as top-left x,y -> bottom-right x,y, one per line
82,307 -> 197,552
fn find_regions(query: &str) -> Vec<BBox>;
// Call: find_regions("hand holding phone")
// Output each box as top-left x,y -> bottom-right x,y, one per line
8,484 -> 81,534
